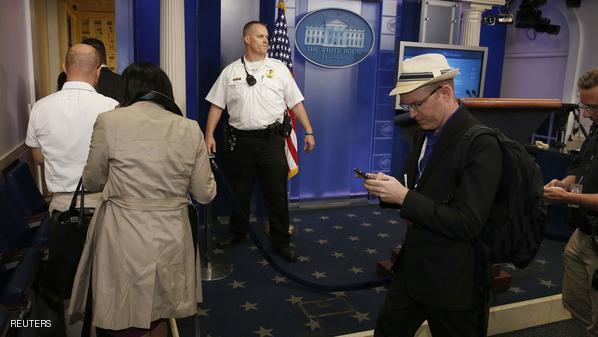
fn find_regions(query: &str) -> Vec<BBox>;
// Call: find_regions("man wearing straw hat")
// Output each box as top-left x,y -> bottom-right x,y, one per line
364,53 -> 502,337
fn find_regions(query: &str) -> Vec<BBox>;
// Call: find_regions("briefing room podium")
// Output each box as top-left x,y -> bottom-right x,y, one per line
382,98 -> 572,293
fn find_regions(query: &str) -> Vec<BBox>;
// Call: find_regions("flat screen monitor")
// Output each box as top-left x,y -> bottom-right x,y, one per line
396,41 -> 488,109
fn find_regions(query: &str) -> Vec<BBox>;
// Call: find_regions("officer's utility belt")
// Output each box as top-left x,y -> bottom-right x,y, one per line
231,126 -> 278,137
223,118 -> 290,152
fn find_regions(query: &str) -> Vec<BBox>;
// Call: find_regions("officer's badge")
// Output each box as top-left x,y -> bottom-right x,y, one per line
265,69 -> 274,78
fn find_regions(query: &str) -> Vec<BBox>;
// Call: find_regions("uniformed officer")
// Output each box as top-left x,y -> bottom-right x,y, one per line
205,21 -> 315,262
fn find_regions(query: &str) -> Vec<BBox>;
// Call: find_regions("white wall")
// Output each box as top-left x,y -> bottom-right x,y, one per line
0,1 -> 35,169
575,0 -> 598,82
500,0 -> 569,99
220,0 -> 260,67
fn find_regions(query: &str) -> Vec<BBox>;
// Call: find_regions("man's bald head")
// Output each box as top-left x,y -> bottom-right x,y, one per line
64,44 -> 100,85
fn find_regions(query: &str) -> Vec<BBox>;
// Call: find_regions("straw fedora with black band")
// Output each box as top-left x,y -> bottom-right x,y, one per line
389,53 -> 460,98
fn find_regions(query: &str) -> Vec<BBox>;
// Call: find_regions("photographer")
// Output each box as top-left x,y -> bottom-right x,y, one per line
544,67 -> 598,337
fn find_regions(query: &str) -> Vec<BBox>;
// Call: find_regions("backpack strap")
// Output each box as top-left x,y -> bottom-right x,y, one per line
452,124 -> 498,195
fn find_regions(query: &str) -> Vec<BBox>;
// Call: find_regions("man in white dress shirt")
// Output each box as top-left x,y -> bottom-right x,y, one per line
26,43 -> 118,212
205,21 -> 315,262
26,43 -> 118,337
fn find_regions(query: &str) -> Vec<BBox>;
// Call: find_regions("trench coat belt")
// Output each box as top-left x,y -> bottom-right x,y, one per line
103,194 -> 190,211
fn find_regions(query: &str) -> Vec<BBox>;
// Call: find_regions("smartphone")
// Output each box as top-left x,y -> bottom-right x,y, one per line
353,168 -> 371,179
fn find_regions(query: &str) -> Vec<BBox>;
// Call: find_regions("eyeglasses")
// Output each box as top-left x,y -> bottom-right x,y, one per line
399,86 -> 442,112
579,103 -> 598,113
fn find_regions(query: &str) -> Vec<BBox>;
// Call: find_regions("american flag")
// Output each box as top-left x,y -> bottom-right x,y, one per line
268,0 -> 299,179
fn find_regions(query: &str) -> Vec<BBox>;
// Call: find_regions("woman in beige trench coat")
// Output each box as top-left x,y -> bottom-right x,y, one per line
68,62 -> 216,337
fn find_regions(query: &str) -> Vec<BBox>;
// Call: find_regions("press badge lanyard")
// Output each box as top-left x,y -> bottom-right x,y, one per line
579,127 -> 598,185
415,137 -> 429,188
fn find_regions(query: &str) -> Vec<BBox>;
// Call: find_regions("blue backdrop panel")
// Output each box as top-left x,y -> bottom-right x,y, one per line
133,0 -> 160,65
290,0 -> 381,200
196,0 -> 221,127
480,7 -> 507,98
185,0 -> 198,121
350,2 -> 381,196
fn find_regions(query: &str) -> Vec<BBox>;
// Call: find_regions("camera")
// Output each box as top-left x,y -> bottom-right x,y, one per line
498,13 -> 514,24
534,17 -> 560,34
483,14 -> 497,26
515,0 -> 560,35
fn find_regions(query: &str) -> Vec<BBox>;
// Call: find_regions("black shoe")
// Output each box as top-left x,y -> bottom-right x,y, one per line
274,246 -> 298,263
217,234 -> 247,248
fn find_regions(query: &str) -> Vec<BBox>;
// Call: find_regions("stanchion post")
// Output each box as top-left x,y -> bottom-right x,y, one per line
200,189 -> 233,281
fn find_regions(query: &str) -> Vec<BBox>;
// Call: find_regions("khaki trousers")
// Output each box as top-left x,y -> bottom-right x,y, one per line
563,229 -> 598,337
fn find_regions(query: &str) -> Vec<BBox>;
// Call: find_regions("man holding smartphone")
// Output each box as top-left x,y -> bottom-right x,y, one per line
363,54 -> 502,337
544,68 -> 598,337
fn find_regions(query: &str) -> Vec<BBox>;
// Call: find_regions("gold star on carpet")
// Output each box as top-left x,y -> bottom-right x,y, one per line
347,236 -> 360,241
197,307 -> 210,316
346,213 -> 356,217
331,251 -> 345,258
388,220 -> 399,224
352,312 -> 370,322
297,255 -> 310,262
374,286 -> 387,293
304,319 -> 320,331
360,222 -> 372,227
316,239 -> 328,245
364,248 -> 378,255
333,225 -> 344,230
228,280 -> 246,289
272,276 -> 288,284
372,211 -> 381,215
258,259 -> 269,266
509,286 -> 524,294
292,218 -> 302,222
349,267 -> 364,274
311,271 -> 327,279
286,295 -> 303,305
253,326 -> 273,337
249,245 -> 258,251
539,279 -> 556,288
239,301 -> 258,311
304,227 -> 314,232
331,291 -> 347,297
320,216 -> 329,220
213,248 -> 224,255
377,233 -> 390,238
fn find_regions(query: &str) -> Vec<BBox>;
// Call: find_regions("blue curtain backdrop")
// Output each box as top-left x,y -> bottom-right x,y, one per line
290,0 -> 381,201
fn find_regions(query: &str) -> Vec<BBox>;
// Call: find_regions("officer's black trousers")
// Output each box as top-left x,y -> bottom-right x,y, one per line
225,131 -> 290,249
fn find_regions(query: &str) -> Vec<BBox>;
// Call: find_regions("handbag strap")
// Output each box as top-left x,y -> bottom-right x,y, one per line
67,179 -> 86,225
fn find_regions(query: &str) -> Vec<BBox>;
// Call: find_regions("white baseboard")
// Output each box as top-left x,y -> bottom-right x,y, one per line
0,141 -> 28,172
336,294 -> 571,337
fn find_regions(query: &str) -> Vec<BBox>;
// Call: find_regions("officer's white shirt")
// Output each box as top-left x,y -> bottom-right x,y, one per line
26,81 -> 118,192
206,56 -> 304,130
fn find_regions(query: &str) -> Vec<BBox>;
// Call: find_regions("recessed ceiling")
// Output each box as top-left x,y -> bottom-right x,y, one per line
71,0 -> 115,13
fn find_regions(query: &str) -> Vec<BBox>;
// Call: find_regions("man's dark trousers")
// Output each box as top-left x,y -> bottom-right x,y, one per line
225,130 -> 290,249
374,270 -> 488,337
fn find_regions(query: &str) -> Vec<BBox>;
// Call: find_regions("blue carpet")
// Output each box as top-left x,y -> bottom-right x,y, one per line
175,204 -> 567,337
493,239 -> 565,306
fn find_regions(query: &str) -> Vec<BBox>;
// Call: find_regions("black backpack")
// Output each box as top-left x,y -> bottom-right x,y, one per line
454,124 -> 547,268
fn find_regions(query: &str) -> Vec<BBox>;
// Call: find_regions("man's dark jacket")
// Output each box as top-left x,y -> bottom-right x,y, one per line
395,106 -> 502,311
97,66 -> 123,102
